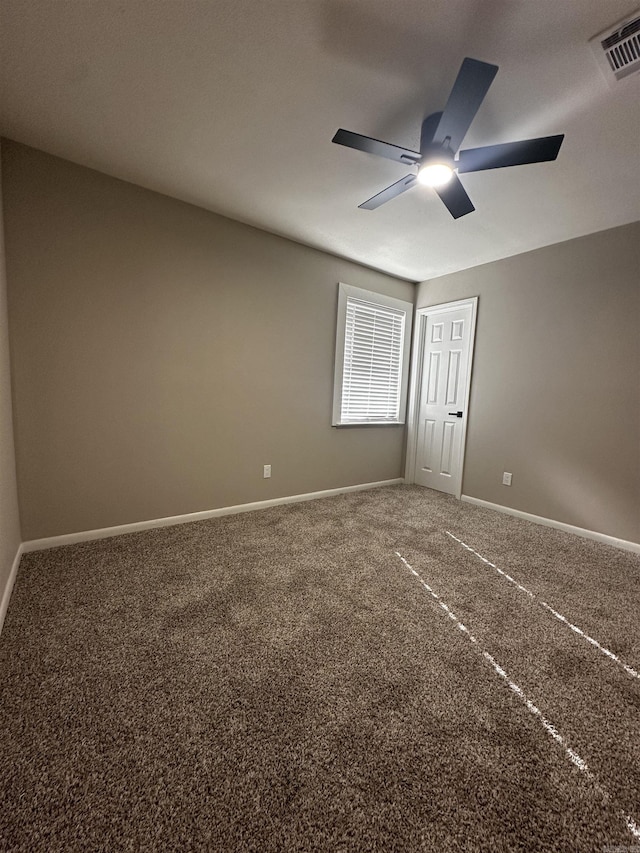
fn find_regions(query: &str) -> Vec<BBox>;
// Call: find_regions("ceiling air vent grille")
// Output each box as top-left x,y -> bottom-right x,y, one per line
590,10 -> 640,85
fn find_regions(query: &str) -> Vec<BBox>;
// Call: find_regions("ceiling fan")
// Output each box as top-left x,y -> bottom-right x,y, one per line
332,57 -> 564,219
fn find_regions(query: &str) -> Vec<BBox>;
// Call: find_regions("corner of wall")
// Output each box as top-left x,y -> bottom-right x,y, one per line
0,138 -> 24,634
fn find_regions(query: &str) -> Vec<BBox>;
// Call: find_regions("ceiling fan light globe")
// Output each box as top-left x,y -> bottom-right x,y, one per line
417,162 -> 454,187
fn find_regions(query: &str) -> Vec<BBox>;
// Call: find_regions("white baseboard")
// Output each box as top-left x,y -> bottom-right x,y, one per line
461,495 -> 640,554
0,543 -> 24,635
22,479 -> 405,554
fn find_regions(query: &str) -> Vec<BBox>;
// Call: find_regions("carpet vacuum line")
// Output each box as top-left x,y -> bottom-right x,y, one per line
394,551 -> 640,843
445,532 -> 640,681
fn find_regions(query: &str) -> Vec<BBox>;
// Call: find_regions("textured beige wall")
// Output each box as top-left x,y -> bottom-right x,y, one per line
0,150 -> 22,603
2,141 -> 414,540
416,222 -> 640,544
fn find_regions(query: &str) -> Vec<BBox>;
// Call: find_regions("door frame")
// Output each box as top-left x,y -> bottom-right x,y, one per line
404,296 -> 478,498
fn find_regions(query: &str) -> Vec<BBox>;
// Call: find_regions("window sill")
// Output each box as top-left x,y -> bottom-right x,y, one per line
332,421 -> 406,428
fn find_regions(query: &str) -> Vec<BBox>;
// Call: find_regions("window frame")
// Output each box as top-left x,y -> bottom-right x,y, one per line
332,283 -> 414,427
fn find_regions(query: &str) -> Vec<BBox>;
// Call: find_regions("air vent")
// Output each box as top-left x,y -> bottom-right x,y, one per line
590,10 -> 640,85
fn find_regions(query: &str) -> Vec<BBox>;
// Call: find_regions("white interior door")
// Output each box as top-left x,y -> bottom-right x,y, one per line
411,300 -> 477,496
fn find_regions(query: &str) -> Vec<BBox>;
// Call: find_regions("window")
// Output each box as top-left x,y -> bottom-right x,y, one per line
332,283 -> 413,426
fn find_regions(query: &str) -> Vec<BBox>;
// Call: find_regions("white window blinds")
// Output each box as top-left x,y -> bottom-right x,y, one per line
340,297 -> 406,423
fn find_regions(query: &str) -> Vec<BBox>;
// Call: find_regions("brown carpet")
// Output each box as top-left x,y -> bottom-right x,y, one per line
1,485 -> 639,852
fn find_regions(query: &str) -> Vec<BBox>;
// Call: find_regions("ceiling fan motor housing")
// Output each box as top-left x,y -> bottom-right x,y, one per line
421,142 -> 455,169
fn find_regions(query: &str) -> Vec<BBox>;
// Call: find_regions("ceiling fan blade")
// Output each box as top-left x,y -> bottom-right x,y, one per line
434,58 -> 499,153
332,129 -> 420,165
434,174 -> 475,219
359,175 -> 418,210
457,135 -> 565,172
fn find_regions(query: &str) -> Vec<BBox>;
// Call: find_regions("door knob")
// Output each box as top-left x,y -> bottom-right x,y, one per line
448,411 -> 463,418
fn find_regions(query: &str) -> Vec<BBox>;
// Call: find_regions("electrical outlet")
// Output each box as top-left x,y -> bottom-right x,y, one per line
502,472 -> 512,486
263,464 -> 271,479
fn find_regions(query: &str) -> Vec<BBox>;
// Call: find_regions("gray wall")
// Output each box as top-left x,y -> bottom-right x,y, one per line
2,141 -> 414,540
0,153 -> 22,612
416,222 -> 640,544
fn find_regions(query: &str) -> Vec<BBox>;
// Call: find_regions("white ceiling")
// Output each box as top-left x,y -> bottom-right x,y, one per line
1,0 -> 639,282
